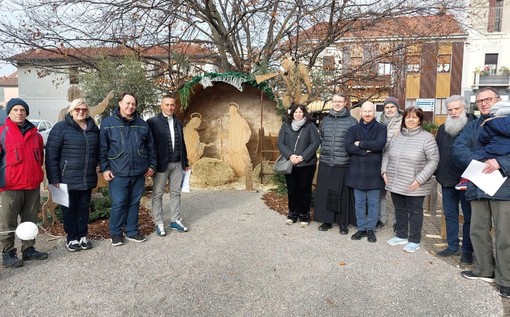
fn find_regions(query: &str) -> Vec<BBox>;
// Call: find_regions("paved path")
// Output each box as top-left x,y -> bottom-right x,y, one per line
0,190 -> 505,316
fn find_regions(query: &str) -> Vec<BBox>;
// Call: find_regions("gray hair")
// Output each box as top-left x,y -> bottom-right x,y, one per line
445,95 -> 467,109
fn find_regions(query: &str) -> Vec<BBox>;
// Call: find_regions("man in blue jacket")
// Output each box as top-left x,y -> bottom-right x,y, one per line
99,92 -> 156,246
147,95 -> 189,236
452,87 -> 510,298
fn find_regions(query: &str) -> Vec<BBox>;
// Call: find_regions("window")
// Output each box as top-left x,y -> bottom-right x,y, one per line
485,53 -> 498,75
488,0 -> 504,32
434,98 -> 447,115
437,55 -> 451,73
378,63 -> 392,76
322,55 -> 335,71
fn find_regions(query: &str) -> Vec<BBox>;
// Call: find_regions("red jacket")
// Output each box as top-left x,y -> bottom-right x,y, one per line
0,118 -> 44,191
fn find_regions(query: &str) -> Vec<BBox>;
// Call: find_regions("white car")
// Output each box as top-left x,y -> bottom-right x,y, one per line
29,119 -> 53,146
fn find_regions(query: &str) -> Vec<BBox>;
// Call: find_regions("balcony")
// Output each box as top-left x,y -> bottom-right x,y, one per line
473,74 -> 510,88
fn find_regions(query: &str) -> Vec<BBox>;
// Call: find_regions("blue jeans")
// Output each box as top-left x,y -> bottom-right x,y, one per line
354,189 -> 380,231
108,175 -> 145,237
391,193 -> 424,244
62,189 -> 92,243
441,187 -> 473,254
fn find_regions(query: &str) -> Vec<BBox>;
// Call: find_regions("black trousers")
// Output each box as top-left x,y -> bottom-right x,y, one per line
285,164 -> 316,222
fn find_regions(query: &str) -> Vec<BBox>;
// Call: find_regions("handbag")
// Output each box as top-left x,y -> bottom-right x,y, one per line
273,129 -> 303,174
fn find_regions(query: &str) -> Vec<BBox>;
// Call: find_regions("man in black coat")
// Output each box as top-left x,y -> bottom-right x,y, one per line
435,95 -> 475,263
147,95 -> 190,236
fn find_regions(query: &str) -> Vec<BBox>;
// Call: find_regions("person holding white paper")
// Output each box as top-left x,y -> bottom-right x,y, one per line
452,87 -> 510,299
46,98 -> 99,252
147,95 -> 190,236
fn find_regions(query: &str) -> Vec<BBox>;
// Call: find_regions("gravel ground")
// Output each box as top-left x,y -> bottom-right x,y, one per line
0,189 -> 504,317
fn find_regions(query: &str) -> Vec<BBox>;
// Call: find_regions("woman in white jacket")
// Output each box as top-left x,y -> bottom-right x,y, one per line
381,107 -> 439,253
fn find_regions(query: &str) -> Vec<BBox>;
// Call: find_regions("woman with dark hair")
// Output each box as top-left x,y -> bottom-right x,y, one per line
277,104 -> 320,227
382,107 -> 439,253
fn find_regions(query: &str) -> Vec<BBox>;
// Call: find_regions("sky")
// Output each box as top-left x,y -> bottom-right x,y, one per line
0,62 -> 16,76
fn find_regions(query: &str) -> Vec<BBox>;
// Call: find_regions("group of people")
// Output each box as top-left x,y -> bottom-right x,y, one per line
277,88 -> 510,298
0,93 -> 189,268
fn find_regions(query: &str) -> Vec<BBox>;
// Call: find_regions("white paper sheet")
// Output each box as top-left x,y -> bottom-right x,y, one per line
461,160 -> 508,196
48,183 -> 69,207
181,170 -> 191,193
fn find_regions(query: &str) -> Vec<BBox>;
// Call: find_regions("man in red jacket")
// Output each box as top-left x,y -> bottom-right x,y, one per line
0,98 -> 48,268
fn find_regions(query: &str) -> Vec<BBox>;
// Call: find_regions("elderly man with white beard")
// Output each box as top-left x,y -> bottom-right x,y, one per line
434,95 -> 476,263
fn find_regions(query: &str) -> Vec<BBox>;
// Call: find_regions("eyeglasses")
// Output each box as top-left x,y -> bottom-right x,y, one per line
74,108 -> 88,113
475,97 -> 493,105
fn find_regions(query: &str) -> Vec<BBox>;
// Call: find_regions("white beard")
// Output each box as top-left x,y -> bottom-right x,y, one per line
444,114 -> 468,136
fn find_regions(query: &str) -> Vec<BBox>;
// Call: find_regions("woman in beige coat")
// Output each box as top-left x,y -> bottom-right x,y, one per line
382,107 -> 439,253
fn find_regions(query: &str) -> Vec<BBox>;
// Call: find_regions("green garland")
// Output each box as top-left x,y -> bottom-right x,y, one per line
177,72 -> 280,110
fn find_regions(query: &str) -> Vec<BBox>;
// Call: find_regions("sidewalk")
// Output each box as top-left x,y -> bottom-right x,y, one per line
0,189 -> 506,316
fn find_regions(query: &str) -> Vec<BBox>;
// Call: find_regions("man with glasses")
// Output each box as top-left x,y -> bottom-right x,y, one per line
452,87 -> 510,298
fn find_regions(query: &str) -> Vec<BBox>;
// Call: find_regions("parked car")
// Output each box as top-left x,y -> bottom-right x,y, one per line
30,119 -> 53,146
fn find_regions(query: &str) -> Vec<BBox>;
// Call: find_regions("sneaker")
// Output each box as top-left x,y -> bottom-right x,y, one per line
111,235 -> 124,246
300,221 -> 309,228
126,233 -> 147,242
350,230 -> 367,240
500,286 -> 510,298
285,219 -> 295,225
22,247 -> 48,261
367,230 -> 377,243
461,270 -> 495,283
387,236 -> 408,246
2,249 -> 23,268
318,223 -> 333,231
460,253 -> 474,265
455,178 -> 468,190
170,219 -> 188,233
79,237 -> 93,250
155,226 -> 166,236
403,242 -> 420,253
66,240 -> 82,252
436,248 -> 460,257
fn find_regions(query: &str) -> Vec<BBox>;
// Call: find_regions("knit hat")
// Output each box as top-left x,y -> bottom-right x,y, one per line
6,98 -> 29,116
383,96 -> 399,108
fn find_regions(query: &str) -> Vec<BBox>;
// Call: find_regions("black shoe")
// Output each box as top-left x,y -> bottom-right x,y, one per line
2,249 -> 23,268
318,223 -> 333,231
350,230 -> 367,240
376,221 -> 385,229
66,240 -> 82,252
367,230 -> 377,243
22,247 -> 48,261
436,248 -> 460,257
111,235 -> 124,246
461,270 -> 495,283
79,237 -> 93,250
392,223 -> 397,233
339,224 -> 349,235
126,233 -> 146,243
460,253 -> 474,265
500,286 -> 510,298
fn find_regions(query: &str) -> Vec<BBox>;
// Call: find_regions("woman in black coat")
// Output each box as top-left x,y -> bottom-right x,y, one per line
345,102 -> 387,242
46,98 -> 99,252
277,104 -> 320,227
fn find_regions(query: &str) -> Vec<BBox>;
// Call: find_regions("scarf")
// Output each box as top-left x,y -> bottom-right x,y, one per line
291,118 -> 306,131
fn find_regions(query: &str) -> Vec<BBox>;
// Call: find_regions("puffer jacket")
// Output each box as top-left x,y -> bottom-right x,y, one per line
0,118 -> 44,190
45,114 -> 99,190
99,108 -> 156,176
476,115 -> 510,157
382,127 -> 439,196
452,116 -> 510,201
277,120 -> 320,167
319,108 -> 357,167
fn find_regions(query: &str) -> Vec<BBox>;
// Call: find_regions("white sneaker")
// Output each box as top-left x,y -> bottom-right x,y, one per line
66,240 -> 81,252
300,221 -> 309,227
156,224 -> 166,236
285,219 -> 295,225
403,242 -> 421,253
387,237 -> 408,246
